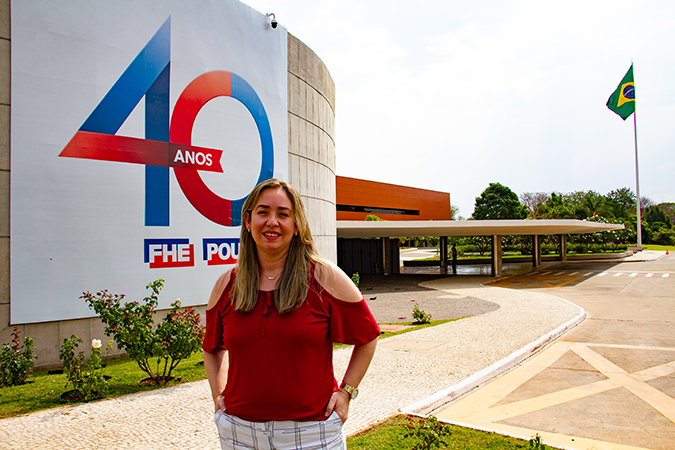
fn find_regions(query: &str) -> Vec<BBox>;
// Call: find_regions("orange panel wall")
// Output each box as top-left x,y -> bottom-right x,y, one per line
336,176 -> 451,221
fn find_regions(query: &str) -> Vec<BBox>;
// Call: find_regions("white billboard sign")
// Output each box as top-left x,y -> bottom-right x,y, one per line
10,0 -> 288,323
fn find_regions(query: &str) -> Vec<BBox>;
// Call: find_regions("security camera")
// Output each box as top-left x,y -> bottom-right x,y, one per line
266,13 -> 278,29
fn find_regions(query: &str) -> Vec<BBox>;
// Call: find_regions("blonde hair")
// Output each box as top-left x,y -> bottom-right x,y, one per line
231,179 -> 322,314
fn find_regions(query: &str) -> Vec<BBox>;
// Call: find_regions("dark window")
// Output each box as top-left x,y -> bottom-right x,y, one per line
337,204 -> 419,215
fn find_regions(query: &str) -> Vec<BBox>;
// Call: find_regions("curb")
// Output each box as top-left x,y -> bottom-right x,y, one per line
400,299 -> 586,417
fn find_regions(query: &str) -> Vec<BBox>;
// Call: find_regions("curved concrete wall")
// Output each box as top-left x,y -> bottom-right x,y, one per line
0,9 -> 337,367
287,34 -> 337,262
0,0 -> 12,357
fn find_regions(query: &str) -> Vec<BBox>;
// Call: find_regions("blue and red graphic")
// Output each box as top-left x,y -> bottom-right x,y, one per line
59,17 -> 274,227
203,238 -> 240,266
144,239 -> 195,268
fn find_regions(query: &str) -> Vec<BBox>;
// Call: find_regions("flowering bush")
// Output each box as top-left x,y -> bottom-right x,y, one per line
404,416 -> 451,450
0,327 -> 37,387
83,279 -> 205,385
59,336 -> 109,401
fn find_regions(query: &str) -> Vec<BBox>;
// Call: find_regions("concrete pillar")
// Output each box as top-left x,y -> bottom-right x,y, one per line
559,234 -> 567,262
440,236 -> 448,274
491,235 -> 502,277
532,235 -> 541,267
382,238 -> 401,275
391,239 -> 401,274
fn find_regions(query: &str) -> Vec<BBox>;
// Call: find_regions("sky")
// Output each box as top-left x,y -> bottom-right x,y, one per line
245,0 -> 675,219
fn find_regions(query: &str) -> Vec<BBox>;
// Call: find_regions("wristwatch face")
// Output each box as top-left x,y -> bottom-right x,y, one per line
343,384 -> 358,399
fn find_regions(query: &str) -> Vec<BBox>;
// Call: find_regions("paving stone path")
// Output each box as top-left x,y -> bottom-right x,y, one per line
0,275 -> 582,450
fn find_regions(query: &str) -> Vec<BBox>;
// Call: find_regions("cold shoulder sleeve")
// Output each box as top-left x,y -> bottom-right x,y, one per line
203,306 -> 225,353
202,277 -> 234,353
328,296 -> 381,345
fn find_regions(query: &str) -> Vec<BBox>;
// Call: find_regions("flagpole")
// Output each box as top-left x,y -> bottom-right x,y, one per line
633,102 -> 642,250
607,62 -> 641,249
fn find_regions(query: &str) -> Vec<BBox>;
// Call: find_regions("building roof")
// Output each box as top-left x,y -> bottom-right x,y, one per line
336,219 -> 624,239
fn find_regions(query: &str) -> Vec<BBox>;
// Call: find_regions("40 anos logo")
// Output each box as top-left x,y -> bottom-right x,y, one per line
59,17 -> 274,227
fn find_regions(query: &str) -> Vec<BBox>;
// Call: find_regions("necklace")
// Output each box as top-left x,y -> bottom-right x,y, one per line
261,271 -> 282,280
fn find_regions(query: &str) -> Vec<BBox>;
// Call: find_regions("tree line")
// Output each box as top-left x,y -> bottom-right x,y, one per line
470,182 -> 674,248
400,183 -> 673,253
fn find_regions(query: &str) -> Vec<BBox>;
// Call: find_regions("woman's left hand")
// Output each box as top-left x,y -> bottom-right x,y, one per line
325,389 -> 350,423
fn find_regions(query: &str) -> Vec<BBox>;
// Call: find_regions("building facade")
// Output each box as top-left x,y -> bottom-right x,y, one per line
336,176 -> 451,221
0,1 -> 336,367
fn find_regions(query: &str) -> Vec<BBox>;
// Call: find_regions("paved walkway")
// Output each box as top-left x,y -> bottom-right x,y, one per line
0,272 -> 583,449
434,250 -> 675,450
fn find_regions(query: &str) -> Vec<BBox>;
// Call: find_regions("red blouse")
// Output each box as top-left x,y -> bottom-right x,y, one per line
202,270 -> 381,422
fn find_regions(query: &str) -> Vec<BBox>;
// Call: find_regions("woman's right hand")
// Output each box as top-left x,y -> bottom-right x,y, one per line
215,393 -> 227,413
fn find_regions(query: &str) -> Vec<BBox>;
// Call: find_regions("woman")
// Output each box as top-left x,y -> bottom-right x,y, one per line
203,178 -> 379,450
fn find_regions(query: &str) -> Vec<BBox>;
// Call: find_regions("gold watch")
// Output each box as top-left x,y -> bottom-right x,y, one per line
340,383 -> 359,400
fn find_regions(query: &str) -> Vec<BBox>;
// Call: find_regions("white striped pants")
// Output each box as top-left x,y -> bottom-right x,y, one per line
214,410 -> 347,450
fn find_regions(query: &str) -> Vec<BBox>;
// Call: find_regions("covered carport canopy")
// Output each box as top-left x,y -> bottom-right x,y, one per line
336,219 -> 625,276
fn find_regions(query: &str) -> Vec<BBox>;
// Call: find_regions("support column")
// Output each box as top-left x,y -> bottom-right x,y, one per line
491,235 -> 502,277
382,238 -> 390,275
533,235 -> 541,268
451,243 -> 457,275
440,236 -> 448,274
559,234 -> 567,262
391,239 -> 401,274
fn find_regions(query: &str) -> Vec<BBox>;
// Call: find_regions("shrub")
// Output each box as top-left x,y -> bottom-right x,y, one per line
412,304 -> 432,324
568,243 -> 587,254
654,229 -> 675,246
404,415 -> 451,450
83,279 -> 205,385
0,327 -> 37,387
589,244 -> 603,253
59,336 -> 108,401
541,244 -> 556,255
528,433 -> 548,449
351,272 -> 360,288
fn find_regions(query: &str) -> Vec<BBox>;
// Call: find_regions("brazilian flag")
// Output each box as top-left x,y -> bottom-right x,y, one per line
607,65 -> 635,120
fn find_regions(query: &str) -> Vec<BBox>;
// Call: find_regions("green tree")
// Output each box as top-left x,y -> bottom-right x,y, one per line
605,188 -> 636,219
466,236 -> 491,255
654,229 -> 675,245
573,191 -> 607,219
365,214 -> 385,221
644,205 -> 672,229
658,202 -> 675,225
472,183 -> 528,220
540,193 -> 574,219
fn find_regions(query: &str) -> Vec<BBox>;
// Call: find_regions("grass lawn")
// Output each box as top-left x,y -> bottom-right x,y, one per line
347,415 -> 559,449
0,352 -> 206,419
641,244 -> 675,251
